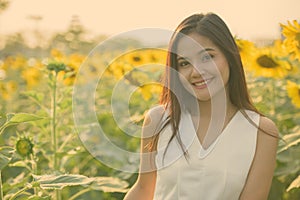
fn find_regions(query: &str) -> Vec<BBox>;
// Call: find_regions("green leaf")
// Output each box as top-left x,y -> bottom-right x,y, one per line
90,177 -> 129,193
22,91 -> 45,103
9,160 -> 31,170
278,130 -> 300,153
1,113 -> 45,134
8,113 -> 44,124
63,71 -> 76,79
0,146 -> 14,170
27,195 -> 51,200
0,113 -> 6,126
57,98 -> 72,110
287,175 -> 300,192
274,160 -> 300,176
6,113 -> 15,121
32,174 -> 129,193
32,174 -> 93,190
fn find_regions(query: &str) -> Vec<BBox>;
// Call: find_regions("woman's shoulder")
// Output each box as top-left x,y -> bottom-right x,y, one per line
144,105 -> 166,122
142,105 -> 167,138
243,109 -> 279,138
258,116 -> 279,138
147,104 -> 166,115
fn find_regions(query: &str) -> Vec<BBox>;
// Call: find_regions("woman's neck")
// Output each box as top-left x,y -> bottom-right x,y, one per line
190,88 -> 237,118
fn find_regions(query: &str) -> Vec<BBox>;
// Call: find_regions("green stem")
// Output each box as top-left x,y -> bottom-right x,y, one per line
8,184 -> 31,200
68,188 -> 91,200
56,190 -> 62,200
57,133 -> 73,152
0,170 -> 3,200
51,72 -> 58,171
51,72 -> 61,200
29,96 -> 50,115
0,124 -> 8,136
30,155 -> 38,196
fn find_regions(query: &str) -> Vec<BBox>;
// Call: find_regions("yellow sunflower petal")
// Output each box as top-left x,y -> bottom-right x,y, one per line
286,80 -> 300,108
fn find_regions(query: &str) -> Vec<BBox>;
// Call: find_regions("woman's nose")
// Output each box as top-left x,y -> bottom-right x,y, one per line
191,65 -> 205,77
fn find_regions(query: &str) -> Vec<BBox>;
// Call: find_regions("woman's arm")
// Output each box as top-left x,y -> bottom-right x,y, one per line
239,116 -> 279,200
123,171 -> 156,200
124,105 -> 165,200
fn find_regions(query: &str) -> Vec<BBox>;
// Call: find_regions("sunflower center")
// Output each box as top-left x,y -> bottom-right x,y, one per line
296,33 -> 300,49
132,56 -> 141,62
295,33 -> 300,41
256,55 -> 278,68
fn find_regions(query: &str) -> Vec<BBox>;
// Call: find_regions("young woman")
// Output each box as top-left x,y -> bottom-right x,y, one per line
124,13 -> 278,200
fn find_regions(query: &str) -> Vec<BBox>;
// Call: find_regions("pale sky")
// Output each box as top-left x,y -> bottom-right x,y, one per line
0,0 -> 299,42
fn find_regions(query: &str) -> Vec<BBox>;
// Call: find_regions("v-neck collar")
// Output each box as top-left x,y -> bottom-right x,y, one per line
183,110 -> 241,159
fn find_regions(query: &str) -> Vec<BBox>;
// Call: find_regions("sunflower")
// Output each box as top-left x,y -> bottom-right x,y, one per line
145,49 -> 167,64
21,67 -> 42,88
122,49 -> 167,67
247,46 -> 293,78
139,83 -> 162,100
107,49 -> 166,80
122,50 -> 149,67
235,38 -> 256,70
0,81 -> 17,100
12,56 -> 27,70
280,20 -> 300,61
63,53 -> 85,86
49,53 -> 85,86
286,80 -> 300,108
50,49 -> 65,61
106,49 -> 166,100
108,61 -> 133,80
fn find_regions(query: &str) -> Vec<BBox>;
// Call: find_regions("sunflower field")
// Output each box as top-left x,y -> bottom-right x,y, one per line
0,18 -> 300,200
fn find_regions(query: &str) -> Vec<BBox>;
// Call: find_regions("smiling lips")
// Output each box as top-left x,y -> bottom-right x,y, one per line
192,78 -> 213,89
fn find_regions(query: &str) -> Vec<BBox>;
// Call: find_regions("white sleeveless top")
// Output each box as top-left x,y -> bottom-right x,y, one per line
153,109 -> 260,200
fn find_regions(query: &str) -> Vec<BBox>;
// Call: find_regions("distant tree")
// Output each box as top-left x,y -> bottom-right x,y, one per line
0,33 -> 30,57
0,0 -> 9,13
0,14 -> 143,58
49,15 -> 97,54
49,15 -> 143,54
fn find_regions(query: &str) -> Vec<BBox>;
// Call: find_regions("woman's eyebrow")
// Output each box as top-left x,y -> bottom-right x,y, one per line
176,56 -> 186,61
197,48 -> 215,55
176,48 -> 215,60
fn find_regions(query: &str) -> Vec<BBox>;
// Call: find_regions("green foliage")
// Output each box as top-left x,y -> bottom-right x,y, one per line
0,113 -> 44,135
0,65 -> 132,199
0,146 -> 14,170
287,175 -> 300,192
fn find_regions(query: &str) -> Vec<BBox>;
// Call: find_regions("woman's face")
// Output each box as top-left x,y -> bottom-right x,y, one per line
176,32 -> 230,101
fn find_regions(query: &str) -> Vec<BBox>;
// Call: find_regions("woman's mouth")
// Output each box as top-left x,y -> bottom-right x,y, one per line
192,78 -> 213,89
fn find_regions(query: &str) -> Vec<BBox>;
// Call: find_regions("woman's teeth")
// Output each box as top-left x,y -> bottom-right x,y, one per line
194,81 -> 207,86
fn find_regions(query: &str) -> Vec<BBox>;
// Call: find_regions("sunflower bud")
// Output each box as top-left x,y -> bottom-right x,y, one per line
16,137 -> 34,157
46,62 -> 66,74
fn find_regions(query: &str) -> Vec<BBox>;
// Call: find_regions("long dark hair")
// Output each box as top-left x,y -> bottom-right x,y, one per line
149,13 -> 265,155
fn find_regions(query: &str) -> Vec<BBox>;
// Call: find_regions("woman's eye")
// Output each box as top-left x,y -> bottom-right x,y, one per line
178,61 -> 190,68
201,54 -> 214,62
